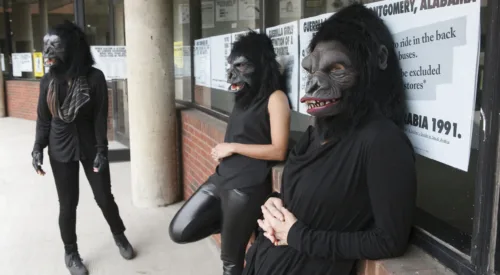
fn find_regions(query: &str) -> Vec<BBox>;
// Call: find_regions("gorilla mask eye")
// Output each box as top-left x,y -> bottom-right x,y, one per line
330,63 -> 345,72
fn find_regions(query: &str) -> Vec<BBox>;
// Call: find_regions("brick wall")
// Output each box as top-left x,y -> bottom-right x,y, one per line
179,107 -> 452,275
5,79 -> 115,140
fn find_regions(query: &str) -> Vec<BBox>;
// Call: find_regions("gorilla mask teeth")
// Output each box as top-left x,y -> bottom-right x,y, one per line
306,99 -> 338,110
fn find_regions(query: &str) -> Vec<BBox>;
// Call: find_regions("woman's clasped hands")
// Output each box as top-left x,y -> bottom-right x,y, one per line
258,197 -> 297,246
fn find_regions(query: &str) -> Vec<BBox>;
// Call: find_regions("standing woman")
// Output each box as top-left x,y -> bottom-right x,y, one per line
31,21 -> 134,275
169,31 -> 291,275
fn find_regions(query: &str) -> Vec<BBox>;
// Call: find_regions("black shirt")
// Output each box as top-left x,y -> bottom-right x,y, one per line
243,114 -> 417,275
209,95 -> 275,189
33,68 -> 109,163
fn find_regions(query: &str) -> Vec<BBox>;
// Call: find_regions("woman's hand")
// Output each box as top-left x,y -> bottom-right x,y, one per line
261,205 -> 297,246
211,143 -> 235,161
257,197 -> 285,244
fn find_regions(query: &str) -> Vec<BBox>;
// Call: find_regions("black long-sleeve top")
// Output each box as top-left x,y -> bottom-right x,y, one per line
33,68 -> 109,163
243,113 -> 417,275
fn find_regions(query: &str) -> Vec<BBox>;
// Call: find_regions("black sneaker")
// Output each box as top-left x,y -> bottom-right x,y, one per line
64,251 -> 89,275
113,233 -> 135,260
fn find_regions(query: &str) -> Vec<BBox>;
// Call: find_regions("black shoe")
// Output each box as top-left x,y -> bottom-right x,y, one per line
113,233 -> 135,260
64,251 -> 89,275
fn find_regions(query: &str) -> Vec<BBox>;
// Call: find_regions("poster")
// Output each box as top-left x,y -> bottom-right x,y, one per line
239,0 -> 260,20
280,0 -> 301,19
91,46 -> 127,80
298,0 -> 481,171
12,53 -> 33,77
183,46 -> 192,77
210,34 -> 232,90
194,38 -> 211,87
202,1 -> 215,29
216,0 -> 237,22
174,41 -> 184,79
179,3 -> 190,24
32,52 -> 44,78
266,21 -> 300,111
298,12 -> 333,114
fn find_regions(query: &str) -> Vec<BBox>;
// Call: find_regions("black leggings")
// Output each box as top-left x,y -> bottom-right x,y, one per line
169,181 -> 270,275
50,157 -> 126,251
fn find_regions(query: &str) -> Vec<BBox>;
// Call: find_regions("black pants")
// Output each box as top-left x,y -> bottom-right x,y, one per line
50,157 -> 126,252
169,181 -> 270,275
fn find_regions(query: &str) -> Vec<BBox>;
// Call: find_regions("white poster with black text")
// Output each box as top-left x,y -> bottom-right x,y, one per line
91,46 -> 127,80
210,34 -> 232,90
266,21 -> 300,111
194,38 -> 212,87
299,0 -> 481,171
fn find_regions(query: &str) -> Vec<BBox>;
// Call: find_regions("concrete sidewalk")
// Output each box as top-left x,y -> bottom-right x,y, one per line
0,117 -> 221,275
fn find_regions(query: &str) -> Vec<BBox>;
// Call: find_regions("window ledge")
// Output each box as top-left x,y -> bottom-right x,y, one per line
271,165 -> 454,275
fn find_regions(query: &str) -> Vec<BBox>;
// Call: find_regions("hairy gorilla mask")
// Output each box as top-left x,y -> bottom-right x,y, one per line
301,3 -> 405,136
43,20 -> 94,78
225,31 -> 283,108
227,55 -> 255,93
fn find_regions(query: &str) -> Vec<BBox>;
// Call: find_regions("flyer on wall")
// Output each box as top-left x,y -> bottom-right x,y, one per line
210,34 -> 232,90
266,21 -> 300,111
194,38 -> 212,87
299,0 -> 481,171
90,46 -> 127,80
216,0 -> 237,22
202,1 -> 215,29
238,0 -> 260,20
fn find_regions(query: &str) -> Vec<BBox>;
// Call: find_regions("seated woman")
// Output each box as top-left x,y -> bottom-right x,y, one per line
242,4 -> 417,275
169,31 -> 291,275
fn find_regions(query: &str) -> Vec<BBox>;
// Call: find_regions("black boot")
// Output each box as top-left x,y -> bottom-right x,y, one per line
113,233 -> 135,260
64,251 -> 89,275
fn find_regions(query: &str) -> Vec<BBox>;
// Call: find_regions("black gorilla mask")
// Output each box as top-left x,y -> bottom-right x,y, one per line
43,34 -> 65,70
301,41 -> 357,118
227,55 -> 256,94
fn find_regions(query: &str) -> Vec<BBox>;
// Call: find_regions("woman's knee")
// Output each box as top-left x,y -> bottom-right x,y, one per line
168,215 -> 187,244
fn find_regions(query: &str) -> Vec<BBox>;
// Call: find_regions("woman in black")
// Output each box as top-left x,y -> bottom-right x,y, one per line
242,4 -> 417,275
169,32 -> 291,275
31,21 -> 133,275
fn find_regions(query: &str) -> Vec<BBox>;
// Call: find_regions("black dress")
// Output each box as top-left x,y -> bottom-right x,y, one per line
243,113 -> 417,275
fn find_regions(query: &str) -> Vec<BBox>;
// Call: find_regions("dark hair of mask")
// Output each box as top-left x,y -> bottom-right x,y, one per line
46,20 -> 94,116
309,3 -> 406,131
48,20 -> 95,79
229,31 -> 288,108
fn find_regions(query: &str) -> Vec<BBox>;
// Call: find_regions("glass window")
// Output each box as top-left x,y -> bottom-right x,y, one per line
174,0 -> 193,102
193,0 -> 262,114
7,0 -> 74,79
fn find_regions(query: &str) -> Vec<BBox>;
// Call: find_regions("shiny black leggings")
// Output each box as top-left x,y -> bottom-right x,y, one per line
50,157 -> 126,253
169,181 -> 271,275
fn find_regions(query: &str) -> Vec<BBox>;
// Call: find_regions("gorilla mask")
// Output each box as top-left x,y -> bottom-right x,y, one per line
227,55 -> 255,94
226,31 -> 283,108
300,41 -> 357,117
43,33 -> 64,69
43,20 -> 94,79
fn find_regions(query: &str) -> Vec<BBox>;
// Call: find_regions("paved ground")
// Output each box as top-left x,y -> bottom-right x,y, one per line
0,117 -> 221,275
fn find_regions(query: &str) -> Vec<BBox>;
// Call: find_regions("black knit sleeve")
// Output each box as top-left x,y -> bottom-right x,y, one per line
286,130 -> 417,260
33,76 -> 52,152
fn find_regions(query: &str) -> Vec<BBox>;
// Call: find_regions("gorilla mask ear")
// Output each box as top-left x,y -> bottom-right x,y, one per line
378,45 -> 388,70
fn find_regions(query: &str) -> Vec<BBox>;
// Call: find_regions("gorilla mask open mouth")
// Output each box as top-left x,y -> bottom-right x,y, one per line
229,82 -> 246,92
301,97 -> 342,115
44,58 -> 56,67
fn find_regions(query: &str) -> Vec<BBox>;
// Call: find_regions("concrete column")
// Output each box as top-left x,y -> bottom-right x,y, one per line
11,3 -> 34,52
124,0 -> 179,207
39,0 -> 49,36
